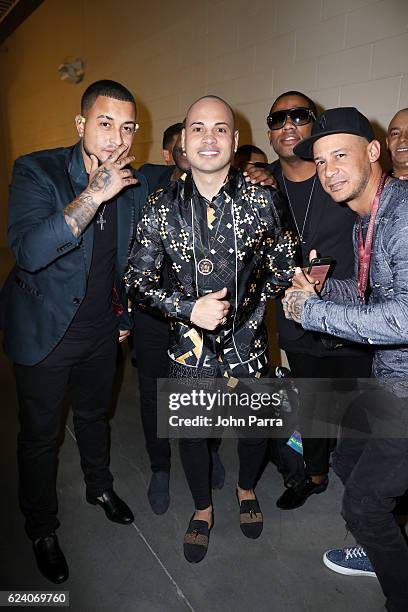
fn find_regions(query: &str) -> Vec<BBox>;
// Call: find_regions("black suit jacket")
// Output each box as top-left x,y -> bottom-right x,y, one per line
138,163 -> 174,193
2,142 -> 148,365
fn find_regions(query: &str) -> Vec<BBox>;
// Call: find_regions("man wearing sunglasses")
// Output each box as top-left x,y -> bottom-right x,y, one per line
265,91 -> 373,510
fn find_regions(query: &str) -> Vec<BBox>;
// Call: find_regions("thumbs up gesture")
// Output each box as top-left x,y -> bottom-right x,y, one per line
190,287 -> 231,330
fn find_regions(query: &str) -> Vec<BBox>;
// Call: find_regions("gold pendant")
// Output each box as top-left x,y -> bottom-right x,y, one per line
198,258 -> 214,275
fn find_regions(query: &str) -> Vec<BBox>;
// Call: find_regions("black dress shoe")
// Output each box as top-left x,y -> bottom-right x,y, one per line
33,533 -> 69,584
86,489 -> 134,524
276,477 -> 329,510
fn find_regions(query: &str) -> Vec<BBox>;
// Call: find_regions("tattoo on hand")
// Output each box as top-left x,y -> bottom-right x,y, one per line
285,290 -> 308,323
88,167 -> 112,193
63,193 -> 99,238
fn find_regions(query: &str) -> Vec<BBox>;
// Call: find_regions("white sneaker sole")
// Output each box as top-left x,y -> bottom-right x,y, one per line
323,553 -> 376,577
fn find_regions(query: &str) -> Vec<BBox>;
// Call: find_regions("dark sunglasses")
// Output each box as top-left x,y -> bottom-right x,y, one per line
267,107 -> 316,130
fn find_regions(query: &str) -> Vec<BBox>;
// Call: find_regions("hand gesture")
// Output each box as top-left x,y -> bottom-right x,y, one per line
243,165 -> 277,187
86,144 -> 138,204
190,287 -> 230,330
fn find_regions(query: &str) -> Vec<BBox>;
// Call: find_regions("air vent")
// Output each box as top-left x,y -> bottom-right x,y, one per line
0,0 -> 19,23
0,0 -> 44,45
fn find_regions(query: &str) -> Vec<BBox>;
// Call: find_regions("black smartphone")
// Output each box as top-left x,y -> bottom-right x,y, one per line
305,256 -> 333,291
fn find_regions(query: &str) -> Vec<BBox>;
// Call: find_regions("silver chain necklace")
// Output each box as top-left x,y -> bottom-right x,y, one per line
281,172 -> 316,243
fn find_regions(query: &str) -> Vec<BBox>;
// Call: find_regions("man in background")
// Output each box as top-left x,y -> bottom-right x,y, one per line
265,91 -> 372,510
138,122 -> 184,192
387,108 -> 408,180
233,144 -> 268,171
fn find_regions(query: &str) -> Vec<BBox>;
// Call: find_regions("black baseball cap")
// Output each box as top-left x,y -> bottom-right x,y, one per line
294,107 -> 375,160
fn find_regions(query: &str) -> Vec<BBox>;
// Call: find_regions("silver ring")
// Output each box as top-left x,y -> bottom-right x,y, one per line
220,316 -> 227,326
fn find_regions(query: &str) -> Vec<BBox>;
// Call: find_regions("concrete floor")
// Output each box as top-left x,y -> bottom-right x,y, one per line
0,248 -> 386,612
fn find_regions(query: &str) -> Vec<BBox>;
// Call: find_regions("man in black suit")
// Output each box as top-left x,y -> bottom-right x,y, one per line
2,80 -> 148,583
265,91 -> 373,509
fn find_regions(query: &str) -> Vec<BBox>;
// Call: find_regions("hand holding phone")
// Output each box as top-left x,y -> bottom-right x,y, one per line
303,256 -> 332,291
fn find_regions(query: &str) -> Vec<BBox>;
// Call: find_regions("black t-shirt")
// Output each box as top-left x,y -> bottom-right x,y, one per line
69,199 -> 118,330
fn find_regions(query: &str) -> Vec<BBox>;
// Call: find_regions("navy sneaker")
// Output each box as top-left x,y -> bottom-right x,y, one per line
323,546 -> 376,577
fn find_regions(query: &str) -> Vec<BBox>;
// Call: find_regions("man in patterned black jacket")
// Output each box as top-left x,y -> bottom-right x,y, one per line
124,95 -> 298,563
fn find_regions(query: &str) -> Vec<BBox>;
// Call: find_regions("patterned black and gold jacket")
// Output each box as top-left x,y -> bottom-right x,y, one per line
124,168 -> 299,377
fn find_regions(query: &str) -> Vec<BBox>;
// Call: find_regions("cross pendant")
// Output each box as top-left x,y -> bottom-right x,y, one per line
97,213 -> 106,230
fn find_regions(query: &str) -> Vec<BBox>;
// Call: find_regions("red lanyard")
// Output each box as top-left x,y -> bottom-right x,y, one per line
357,172 -> 387,304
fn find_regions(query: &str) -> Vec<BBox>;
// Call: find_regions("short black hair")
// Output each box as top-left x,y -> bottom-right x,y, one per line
269,90 -> 317,118
81,80 -> 136,115
162,123 -> 184,150
234,145 -> 267,169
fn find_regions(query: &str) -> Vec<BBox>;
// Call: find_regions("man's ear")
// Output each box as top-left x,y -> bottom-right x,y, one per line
162,149 -> 171,163
181,128 -> 186,153
234,129 -> 239,153
75,115 -> 86,138
385,136 -> 390,152
367,139 -> 381,163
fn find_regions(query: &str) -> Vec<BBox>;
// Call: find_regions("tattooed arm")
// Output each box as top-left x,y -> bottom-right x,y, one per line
64,144 -> 137,238
8,145 -> 137,271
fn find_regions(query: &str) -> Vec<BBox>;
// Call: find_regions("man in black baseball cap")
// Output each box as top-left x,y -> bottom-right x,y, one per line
282,106 -> 408,612
294,107 -> 375,160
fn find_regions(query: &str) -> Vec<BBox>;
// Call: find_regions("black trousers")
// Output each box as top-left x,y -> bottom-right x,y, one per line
170,360 -> 267,510
285,352 -> 373,476
132,309 -> 171,473
334,425 -> 408,612
179,437 -> 266,509
14,325 -> 117,540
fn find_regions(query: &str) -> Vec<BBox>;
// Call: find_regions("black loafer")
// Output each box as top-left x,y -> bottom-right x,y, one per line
86,489 -> 134,524
183,517 -> 211,563
238,496 -> 263,539
276,477 -> 329,510
33,533 -> 69,584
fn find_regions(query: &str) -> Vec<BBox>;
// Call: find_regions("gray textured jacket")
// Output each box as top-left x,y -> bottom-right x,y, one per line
302,179 -> 408,379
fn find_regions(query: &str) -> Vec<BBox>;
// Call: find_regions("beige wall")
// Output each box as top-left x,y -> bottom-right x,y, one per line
0,0 -> 407,249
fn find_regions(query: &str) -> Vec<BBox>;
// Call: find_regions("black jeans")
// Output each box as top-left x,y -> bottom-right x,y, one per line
14,325 -> 117,540
179,437 -> 267,509
333,397 -> 408,612
132,309 -> 171,473
286,352 -> 373,476
170,360 -> 267,510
